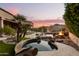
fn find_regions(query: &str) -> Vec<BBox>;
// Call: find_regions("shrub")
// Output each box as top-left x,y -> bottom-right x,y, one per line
3,25 -> 16,36
64,3 -> 79,37
0,28 -> 3,36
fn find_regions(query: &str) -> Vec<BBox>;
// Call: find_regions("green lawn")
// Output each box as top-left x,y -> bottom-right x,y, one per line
0,41 -> 15,56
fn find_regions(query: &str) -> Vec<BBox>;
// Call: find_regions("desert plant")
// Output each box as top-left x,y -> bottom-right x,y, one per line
0,28 -> 3,36
3,25 -> 16,36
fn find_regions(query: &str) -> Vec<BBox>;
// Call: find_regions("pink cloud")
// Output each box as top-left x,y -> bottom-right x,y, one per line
7,8 -> 19,15
31,19 -> 65,28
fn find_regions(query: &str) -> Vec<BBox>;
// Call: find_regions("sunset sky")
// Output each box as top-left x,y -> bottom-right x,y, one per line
0,3 -> 65,27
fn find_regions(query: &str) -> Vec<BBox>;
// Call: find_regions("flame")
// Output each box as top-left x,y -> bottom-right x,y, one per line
59,31 -> 64,36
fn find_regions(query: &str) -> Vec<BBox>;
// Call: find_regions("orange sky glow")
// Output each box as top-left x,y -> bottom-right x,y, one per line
32,19 -> 65,28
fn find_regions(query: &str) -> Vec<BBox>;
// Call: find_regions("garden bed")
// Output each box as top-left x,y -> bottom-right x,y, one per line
0,41 -> 15,56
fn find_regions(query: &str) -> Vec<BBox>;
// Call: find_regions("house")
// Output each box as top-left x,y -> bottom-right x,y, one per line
0,8 -> 33,29
48,24 -> 68,33
0,8 -> 16,29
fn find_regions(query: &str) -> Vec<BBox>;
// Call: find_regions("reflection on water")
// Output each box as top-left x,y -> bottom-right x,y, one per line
24,41 -> 54,51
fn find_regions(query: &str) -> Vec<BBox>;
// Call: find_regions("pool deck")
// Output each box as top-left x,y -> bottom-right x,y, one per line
15,39 -> 79,56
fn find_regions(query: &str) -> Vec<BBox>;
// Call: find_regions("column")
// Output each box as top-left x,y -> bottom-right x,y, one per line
0,17 -> 4,29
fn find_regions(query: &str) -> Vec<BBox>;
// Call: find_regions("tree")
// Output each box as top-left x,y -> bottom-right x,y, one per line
15,14 -> 26,21
15,14 -> 32,42
63,3 -> 79,37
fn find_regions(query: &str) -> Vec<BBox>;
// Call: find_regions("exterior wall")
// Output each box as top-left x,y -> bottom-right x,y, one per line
0,9 -> 15,20
4,20 -> 18,29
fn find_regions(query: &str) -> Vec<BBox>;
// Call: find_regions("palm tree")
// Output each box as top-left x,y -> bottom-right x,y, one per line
22,23 -> 32,38
15,14 -> 32,42
15,14 -> 26,21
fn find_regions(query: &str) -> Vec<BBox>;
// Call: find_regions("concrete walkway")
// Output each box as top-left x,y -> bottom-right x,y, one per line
37,42 -> 79,56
